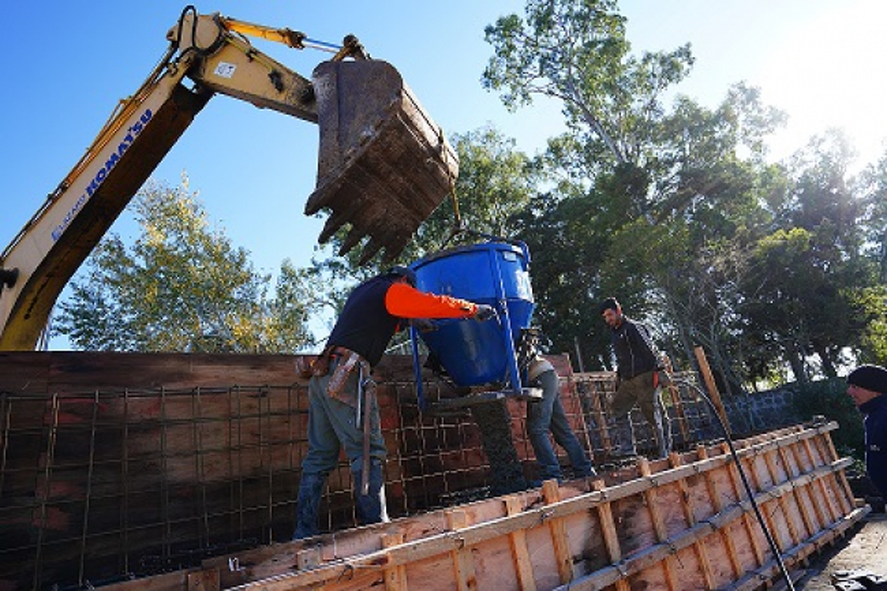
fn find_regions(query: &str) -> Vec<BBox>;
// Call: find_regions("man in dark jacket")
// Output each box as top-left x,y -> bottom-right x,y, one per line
847,364 -> 887,499
599,297 -> 669,458
293,266 -> 496,539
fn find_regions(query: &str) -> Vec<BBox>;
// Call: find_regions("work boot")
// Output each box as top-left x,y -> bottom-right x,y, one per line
352,458 -> 389,526
293,472 -> 326,540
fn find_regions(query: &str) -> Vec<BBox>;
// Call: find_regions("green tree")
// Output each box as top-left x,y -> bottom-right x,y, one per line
856,150 -> 887,363
735,132 -> 886,380
403,126 -> 541,257
54,179 -> 315,352
483,0 -> 694,171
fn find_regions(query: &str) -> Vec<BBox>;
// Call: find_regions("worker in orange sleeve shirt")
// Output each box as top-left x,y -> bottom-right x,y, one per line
294,266 -> 495,539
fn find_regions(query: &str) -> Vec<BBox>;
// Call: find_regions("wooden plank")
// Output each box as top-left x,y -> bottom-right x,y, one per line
446,509 -> 478,591
823,430 -> 857,511
504,496 -> 537,591
89,569 -> 193,591
382,532 -> 408,591
811,433 -> 854,517
187,568 -> 219,591
695,445 -> 743,582
785,443 -> 826,534
743,444 -> 789,554
693,346 -> 730,435
777,445 -> 817,542
637,458 -> 678,590
550,464 -> 865,591
720,442 -> 766,568
729,506 -> 871,591
669,452 -> 716,589
802,437 -> 841,525
762,448 -> 803,547
250,452 -> 852,590
591,479 -> 629,591
541,480 -> 572,585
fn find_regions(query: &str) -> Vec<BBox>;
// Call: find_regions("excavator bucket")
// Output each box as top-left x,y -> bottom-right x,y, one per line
306,60 -> 458,264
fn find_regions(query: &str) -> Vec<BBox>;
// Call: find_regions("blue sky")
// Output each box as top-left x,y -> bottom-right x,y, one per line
2,1 -> 886,347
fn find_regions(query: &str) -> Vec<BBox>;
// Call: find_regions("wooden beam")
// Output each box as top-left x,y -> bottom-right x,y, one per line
592,478 -> 629,591
187,568 -> 219,591
670,451 -> 715,589
693,346 -> 730,434
446,509 -> 478,591
542,480 -> 573,585
637,458 -> 678,590
505,495 -> 537,591
382,532 -> 408,591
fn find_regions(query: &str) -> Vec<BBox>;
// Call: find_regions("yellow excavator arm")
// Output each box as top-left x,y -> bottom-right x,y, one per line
0,6 -> 458,351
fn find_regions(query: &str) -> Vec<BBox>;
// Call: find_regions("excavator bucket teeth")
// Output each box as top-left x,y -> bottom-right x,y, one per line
307,60 -> 458,263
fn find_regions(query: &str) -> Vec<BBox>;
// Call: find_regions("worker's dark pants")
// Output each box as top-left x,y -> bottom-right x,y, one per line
527,369 -> 595,481
610,370 -> 670,457
293,359 -> 388,539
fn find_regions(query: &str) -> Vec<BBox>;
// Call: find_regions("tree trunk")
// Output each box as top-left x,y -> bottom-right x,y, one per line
786,344 -> 808,384
813,342 -> 837,378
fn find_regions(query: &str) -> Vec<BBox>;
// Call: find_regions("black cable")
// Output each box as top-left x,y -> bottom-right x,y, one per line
672,378 -> 796,591
174,5 -> 198,50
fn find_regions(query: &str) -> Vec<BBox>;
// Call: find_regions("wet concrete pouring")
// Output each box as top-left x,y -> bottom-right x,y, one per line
470,399 -> 529,495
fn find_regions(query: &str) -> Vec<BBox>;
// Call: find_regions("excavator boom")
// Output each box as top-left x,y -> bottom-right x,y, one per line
0,7 -> 458,350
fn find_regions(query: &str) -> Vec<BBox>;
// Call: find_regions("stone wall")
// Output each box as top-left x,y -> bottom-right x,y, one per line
722,385 -> 803,435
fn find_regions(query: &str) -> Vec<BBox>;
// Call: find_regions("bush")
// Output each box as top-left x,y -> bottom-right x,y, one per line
791,378 -> 865,462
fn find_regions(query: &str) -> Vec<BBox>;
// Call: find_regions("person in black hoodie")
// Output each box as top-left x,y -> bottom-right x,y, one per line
847,364 -> 887,499
599,297 -> 670,458
293,266 -> 496,539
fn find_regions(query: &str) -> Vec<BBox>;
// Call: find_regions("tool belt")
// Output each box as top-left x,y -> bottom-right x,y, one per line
295,345 -> 355,379
301,346 -> 371,407
329,347 -> 372,407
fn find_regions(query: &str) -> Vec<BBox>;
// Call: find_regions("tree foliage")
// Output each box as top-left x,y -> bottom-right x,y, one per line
481,0 -> 886,388
483,0 -> 694,170
107,0 -> 884,386
54,179 -> 315,352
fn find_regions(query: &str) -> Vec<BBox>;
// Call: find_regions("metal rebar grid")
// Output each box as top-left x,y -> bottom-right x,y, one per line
0,369 -> 724,589
0,385 -> 307,588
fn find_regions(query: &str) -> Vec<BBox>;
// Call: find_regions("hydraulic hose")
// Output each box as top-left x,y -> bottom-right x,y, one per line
671,378 -> 796,591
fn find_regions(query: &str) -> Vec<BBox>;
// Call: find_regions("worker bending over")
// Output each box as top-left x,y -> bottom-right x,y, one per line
294,266 -> 496,539
526,354 -> 596,483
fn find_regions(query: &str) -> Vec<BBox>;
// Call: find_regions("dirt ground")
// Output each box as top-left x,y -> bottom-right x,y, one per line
795,510 -> 887,589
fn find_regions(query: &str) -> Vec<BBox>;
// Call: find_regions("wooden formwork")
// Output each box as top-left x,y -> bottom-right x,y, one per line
100,421 -> 867,591
0,352 -> 865,590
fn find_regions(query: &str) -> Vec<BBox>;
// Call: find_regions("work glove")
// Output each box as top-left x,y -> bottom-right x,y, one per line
473,304 -> 498,322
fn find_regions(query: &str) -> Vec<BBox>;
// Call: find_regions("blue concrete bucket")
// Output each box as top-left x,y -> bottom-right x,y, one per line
409,241 -> 534,391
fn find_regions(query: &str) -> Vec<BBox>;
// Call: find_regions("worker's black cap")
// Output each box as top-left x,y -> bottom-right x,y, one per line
387,265 -> 417,287
847,364 -> 887,394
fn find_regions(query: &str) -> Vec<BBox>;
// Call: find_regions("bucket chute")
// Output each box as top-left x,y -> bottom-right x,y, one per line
307,60 -> 459,264
408,241 -> 542,411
